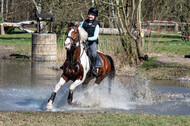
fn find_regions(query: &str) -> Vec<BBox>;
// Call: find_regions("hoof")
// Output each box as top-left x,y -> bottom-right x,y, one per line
46,100 -> 53,111
68,99 -> 73,105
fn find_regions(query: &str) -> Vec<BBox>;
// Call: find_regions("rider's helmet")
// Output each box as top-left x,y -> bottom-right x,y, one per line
88,7 -> 98,17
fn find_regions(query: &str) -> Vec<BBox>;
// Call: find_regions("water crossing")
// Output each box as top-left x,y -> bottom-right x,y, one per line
0,59 -> 190,115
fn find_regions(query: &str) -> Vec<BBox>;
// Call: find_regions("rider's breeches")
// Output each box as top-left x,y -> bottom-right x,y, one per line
88,42 -> 97,59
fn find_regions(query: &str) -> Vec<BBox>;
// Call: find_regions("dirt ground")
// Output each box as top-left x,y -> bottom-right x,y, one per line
149,53 -> 190,67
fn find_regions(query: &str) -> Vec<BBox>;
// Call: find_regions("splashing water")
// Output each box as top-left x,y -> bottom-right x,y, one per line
65,76 -> 155,111
1,60 -> 190,114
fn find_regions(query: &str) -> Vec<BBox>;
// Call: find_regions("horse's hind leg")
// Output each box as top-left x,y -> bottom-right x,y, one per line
46,77 -> 66,111
95,75 -> 106,84
96,74 -> 114,94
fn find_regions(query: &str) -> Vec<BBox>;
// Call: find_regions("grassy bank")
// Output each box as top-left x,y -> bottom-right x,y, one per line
137,57 -> 190,80
0,31 -> 31,56
0,111 -> 190,126
0,29 -> 189,79
139,33 -> 190,79
1,29 -> 189,56
145,33 -> 190,55
1,29 -> 189,57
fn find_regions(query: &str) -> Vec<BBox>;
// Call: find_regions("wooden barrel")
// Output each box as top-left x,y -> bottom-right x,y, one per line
32,33 -> 57,61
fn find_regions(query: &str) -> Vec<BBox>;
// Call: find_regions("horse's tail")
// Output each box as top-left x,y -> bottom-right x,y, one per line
106,55 -> 115,80
106,55 -> 115,94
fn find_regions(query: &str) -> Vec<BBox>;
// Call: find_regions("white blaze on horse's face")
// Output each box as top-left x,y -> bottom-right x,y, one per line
65,28 -> 74,50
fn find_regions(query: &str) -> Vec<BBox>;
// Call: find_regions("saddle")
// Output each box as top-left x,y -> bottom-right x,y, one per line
60,44 -> 102,70
83,42 -> 102,68
95,54 -> 102,68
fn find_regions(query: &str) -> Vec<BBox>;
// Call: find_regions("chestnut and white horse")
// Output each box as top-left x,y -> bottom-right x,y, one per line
46,22 -> 115,111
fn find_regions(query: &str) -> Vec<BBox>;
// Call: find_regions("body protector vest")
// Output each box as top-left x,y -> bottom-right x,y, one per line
82,19 -> 99,44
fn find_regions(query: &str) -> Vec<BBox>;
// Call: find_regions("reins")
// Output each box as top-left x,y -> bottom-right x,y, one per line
69,45 -> 85,66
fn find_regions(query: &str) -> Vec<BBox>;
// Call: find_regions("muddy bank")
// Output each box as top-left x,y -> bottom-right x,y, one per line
0,45 -> 190,80
149,53 -> 190,67
137,53 -> 190,80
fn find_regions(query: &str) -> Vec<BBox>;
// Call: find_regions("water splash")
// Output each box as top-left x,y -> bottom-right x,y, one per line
71,76 -> 154,111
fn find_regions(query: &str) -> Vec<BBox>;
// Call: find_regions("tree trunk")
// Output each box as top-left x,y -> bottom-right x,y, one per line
1,0 -> 3,14
114,0 -> 148,66
5,0 -> 8,20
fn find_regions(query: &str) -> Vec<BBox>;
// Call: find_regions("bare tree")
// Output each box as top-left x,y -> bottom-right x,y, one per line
98,0 -> 146,65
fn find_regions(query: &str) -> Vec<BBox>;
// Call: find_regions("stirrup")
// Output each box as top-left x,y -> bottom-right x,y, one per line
92,68 -> 98,76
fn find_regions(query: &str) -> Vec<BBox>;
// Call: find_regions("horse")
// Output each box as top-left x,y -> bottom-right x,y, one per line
46,21 -> 115,111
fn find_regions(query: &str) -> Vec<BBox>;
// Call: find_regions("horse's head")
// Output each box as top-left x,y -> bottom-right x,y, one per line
64,21 -> 80,50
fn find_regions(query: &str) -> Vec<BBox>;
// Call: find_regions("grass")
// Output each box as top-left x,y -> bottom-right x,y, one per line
145,34 -> 190,55
0,29 -> 32,56
0,111 -> 190,126
138,57 -> 159,70
138,57 -> 190,80
0,29 -> 189,56
138,33 -> 190,79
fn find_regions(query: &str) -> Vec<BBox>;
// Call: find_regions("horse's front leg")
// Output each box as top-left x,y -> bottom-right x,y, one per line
68,79 -> 83,104
46,77 -> 67,111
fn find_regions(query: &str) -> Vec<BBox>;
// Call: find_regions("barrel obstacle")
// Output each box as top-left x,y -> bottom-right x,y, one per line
32,13 -> 57,61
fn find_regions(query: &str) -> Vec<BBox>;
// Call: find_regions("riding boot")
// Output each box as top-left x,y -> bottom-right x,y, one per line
91,56 -> 98,76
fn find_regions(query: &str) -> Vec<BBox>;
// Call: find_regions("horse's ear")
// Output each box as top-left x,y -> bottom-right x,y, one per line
68,21 -> 71,27
76,22 -> 80,27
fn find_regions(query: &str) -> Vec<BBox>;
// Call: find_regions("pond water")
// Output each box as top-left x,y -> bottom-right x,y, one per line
0,59 -> 190,115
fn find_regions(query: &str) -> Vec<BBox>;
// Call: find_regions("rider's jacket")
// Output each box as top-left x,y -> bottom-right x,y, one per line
80,19 -> 99,44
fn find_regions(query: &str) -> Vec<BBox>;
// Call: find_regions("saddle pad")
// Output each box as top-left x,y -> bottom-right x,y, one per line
95,54 -> 102,68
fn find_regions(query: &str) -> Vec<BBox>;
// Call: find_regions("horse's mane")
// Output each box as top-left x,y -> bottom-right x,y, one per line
78,27 -> 88,42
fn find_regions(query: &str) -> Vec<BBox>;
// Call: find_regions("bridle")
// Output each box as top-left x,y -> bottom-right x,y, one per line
66,27 -> 85,68
66,28 -> 80,47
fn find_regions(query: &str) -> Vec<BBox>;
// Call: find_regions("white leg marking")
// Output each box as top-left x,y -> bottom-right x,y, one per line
46,100 -> 53,111
53,77 -> 66,93
69,80 -> 83,92
46,78 -> 66,111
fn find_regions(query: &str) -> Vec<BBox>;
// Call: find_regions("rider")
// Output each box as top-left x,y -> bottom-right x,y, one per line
80,7 -> 99,76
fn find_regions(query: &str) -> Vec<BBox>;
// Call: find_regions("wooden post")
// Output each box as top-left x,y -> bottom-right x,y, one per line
0,23 -> 5,35
37,20 -> 40,33
175,23 -> 179,32
50,22 -> 53,33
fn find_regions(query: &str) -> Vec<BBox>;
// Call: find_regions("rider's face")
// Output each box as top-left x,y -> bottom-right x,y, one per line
88,14 -> 95,21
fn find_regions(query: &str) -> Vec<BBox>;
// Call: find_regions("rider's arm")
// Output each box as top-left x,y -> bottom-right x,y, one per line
88,24 -> 99,41
79,21 -> 84,27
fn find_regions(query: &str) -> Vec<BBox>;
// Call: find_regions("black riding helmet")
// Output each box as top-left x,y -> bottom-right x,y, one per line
88,7 -> 98,17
